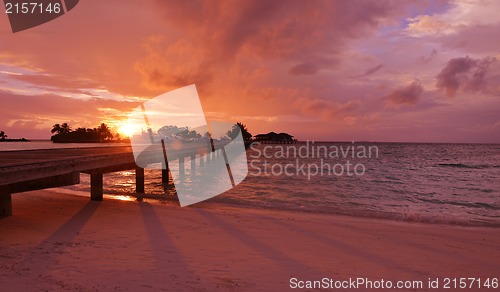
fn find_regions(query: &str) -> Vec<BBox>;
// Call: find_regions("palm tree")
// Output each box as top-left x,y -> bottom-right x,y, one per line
61,123 -> 71,134
50,125 -> 59,142
51,123 -> 71,135
50,124 -> 60,134
97,123 -> 113,142
227,122 -> 252,141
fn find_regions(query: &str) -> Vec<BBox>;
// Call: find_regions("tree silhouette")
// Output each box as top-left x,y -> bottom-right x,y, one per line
175,129 -> 202,142
61,123 -> 71,133
157,125 -> 188,139
50,124 -> 60,134
51,123 -> 71,135
227,122 -> 252,141
97,123 -> 113,142
50,122 -> 120,143
0,130 -> 28,142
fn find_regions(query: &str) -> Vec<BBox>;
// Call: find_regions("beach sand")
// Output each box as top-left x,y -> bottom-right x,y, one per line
1,190 -> 499,291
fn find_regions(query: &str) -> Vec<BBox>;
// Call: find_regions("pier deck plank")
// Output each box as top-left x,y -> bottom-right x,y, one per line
0,146 -> 138,215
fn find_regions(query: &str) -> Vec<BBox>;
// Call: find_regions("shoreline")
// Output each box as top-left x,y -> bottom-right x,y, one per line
1,190 -> 499,290
54,187 -> 500,228
11,189 -> 500,232
0,139 -> 30,142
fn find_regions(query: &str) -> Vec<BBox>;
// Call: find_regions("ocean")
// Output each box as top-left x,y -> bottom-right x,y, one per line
1,141 -> 499,227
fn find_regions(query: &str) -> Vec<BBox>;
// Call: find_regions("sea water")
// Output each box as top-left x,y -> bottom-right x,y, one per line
1,141 -> 499,226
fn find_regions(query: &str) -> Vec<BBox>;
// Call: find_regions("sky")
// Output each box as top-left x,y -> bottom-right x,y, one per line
0,0 -> 499,143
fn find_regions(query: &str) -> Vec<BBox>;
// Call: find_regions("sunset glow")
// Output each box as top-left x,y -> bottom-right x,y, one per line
118,122 -> 141,138
0,1 -> 499,289
0,0 -> 499,143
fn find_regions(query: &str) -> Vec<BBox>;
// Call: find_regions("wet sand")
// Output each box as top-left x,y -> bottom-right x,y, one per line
1,190 -> 499,291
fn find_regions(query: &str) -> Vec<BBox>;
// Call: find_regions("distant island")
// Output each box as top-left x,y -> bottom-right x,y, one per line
0,130 -> 30,142
47,121 -> 295,145
50,122 -> 127,143
229,122 -> 296,146
253,132 -> 296,144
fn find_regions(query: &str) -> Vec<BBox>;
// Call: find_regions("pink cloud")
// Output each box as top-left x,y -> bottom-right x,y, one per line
436,56 -> 497,97
386,80 -> 424,106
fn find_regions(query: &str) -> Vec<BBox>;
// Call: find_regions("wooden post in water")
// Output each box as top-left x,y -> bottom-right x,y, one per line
136,167 -> 145,193
179,156 -> 185,180
161,140 -> 169,184
191,155 -> 196,176
90,173 -> 103,201
162,162 -> 169,184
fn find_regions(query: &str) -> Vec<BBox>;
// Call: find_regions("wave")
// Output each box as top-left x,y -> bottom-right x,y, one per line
437,163 -> 500,169
416,197 -> 499,210
206,199 -> 500,228
57,184 -> 500,228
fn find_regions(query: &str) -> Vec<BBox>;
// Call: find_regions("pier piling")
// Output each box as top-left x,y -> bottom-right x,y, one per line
136,167 -> 145,193
162,162 -> 169,183
90,173 -> 103,201
179,156 -> 185,180
191,155 -> 196,175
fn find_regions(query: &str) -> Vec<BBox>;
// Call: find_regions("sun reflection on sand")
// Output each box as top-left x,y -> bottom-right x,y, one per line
107,195 -> 136,202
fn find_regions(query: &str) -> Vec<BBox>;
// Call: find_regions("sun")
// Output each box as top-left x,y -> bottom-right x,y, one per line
118,122 -> 140,138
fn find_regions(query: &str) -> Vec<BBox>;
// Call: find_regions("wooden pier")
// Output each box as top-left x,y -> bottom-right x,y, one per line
0,139 -> 235,217
0,146 -> 166,217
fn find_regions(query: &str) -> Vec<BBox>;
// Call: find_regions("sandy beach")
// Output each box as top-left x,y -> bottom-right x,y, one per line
1,190 -> 499,291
